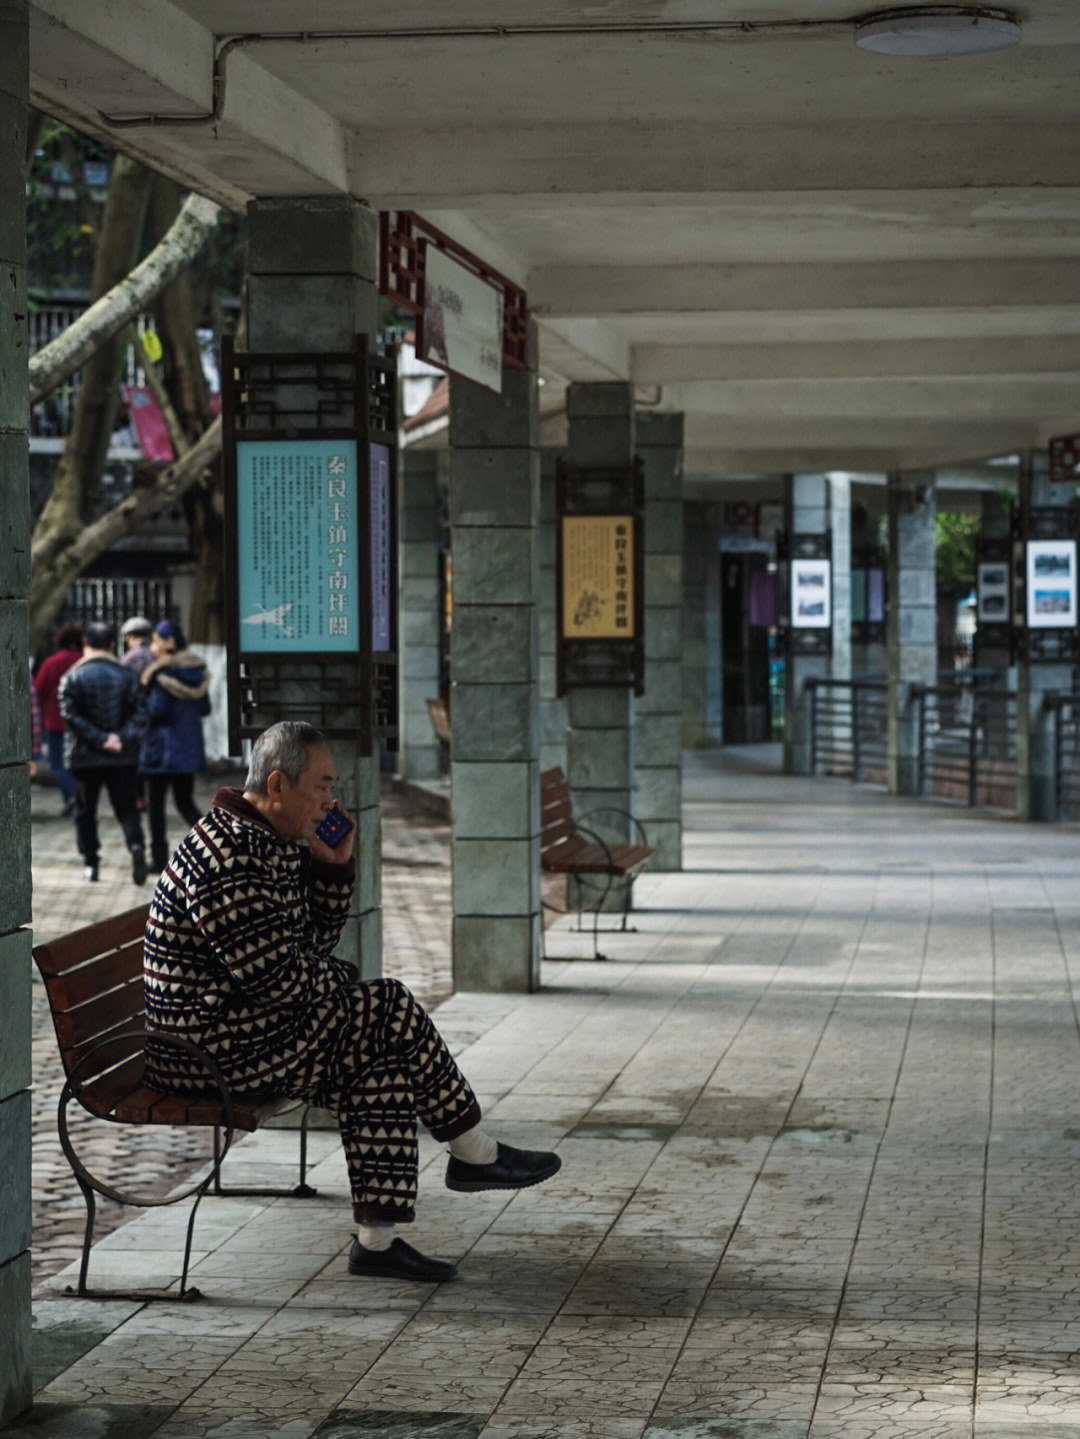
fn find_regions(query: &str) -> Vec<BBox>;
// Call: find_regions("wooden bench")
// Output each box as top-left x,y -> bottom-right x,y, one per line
539,765 -> 655,959
33,904 -> 315,1301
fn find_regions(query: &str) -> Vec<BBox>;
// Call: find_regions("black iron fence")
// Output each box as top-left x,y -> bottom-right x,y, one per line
806,673 -> 1018,812
912,678 -> 1017,810
1047,691 -> 1080,822
806,677 -> 888,784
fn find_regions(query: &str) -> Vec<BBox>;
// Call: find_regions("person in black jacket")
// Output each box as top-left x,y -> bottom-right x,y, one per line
140,619 -> 211,873
59,620 -> 148,884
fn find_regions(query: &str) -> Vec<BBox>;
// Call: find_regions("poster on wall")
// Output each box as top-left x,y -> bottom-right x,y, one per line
421,245 -> 504,392
561,514 -> 635,639
790,557 -> 832,629
1026,539 -> 1078,629
977,561 -> 1010,624
236,438 -> 360,653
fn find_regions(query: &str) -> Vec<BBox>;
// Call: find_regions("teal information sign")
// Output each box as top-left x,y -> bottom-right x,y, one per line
236,438 -> 360,653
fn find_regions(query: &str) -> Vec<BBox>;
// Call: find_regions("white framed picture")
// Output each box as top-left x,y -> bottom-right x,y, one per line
977,561 -> 1010,624
1026,539 -> 1077,629
790,558 -> 831,629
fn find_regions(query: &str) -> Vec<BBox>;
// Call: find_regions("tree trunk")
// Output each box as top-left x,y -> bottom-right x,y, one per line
29,416 -> 222,649
28,188 -> 220,406
31,153 -> 151,597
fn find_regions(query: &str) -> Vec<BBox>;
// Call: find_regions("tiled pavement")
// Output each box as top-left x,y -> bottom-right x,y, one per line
16,747 -> 1080,1437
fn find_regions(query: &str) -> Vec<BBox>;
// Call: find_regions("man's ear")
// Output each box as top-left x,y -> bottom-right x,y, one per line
265,769 -> 287,803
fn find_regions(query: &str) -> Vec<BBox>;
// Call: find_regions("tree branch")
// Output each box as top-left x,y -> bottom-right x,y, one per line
29,191 -> 221,406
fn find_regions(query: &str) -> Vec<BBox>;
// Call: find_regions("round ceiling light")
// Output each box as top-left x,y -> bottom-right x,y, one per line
854,6 -> 1021,57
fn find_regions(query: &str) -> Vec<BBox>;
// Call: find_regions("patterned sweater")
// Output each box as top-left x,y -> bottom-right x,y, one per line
143,787 -> 357,1097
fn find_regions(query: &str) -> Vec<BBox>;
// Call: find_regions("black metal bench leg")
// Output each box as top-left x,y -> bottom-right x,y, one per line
294,1106 -> 318,1197
178,1185 -> 209,1301
69,1175 -> 97,1298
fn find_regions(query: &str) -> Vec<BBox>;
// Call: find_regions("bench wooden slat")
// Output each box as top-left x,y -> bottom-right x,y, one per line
50,978 -> 146,1056
47,940 -> 144,1012
33,905 -> 151,977
72,1052 -> 148,1118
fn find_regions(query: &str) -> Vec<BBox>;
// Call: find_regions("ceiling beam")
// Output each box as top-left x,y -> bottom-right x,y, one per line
531,259 -> 1080,317
351,120 -> 1080,205
633,337 -> 1080,383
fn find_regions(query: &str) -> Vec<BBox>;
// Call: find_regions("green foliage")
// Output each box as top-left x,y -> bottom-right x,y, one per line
26,123 -> 112,294
936,509 -> 980,594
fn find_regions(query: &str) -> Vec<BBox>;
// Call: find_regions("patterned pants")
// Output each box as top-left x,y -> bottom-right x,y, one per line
304,978 -> 481,1223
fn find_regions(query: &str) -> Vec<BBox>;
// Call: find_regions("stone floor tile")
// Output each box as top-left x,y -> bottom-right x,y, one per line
0,1401 -> 175,1438
480,1420 -> 644,1439
493,1376 -> 668,1419
651,1382 -> 820,1423
315,1414 -> 488,1439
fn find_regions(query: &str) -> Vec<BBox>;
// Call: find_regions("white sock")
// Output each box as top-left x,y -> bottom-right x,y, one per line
448,1125 -> 499,1166
356,1222 -> 396,1252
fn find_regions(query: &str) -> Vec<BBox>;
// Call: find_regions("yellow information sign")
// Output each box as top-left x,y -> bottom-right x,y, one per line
561,514 -> 635,639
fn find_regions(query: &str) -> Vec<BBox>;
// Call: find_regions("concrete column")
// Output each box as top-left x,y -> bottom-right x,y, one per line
398,448 -> 443,781
245,196 -> 382,978
448,323 -> 542,991
682,497 -> 723,746
564,384 -> 636,847
1,1 -> 31,1422
886,470 -> 937,796
538,448 -> 569,773
1016,449 -> 1071,820
635,411 -> 684,870
785,472 -> 846,774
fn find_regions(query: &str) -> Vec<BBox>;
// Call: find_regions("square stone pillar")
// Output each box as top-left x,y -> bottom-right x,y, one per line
245,196 -> 382,978
1,1 -> 32,1422
635,411 -> 684,870
398,449 -> 443,781
448,323 -> 542,991
886,471 -> 937,796
539,448 -> 569,773
565,384 -> 635,834
1016,449 -> 1072,820
682,497 -> 723,746
785,472 -> 852,774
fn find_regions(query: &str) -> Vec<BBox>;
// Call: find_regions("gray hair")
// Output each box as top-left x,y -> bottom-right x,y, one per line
245,721 -> 326,793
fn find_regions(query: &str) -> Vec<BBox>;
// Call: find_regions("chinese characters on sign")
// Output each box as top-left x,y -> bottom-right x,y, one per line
370,442 -> 392,653
561,515 -> 635,639
236,439 -> 360,653
421,244 -> 504,393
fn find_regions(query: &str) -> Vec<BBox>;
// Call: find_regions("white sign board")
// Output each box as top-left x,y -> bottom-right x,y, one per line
1026,539 -> 1078,629
422,245 -> 504,393
790,558 -> 831,629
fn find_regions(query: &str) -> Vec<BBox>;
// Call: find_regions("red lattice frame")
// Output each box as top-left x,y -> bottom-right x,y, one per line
379,210 -> 529,371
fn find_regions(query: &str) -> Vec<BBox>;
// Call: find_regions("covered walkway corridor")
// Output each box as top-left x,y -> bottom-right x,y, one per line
15,749 -> 1080,1437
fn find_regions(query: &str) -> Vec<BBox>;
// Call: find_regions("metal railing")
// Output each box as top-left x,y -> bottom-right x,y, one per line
806,672 -> 1019,812
806,677 -> 888,784
1047,691 -> 1080,822
912,677 -> 1017,810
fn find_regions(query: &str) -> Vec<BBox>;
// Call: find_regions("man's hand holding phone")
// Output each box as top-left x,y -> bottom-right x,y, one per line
310,804 -> 356,864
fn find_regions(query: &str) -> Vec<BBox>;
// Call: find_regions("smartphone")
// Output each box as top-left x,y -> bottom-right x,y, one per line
315,808 -> 354,847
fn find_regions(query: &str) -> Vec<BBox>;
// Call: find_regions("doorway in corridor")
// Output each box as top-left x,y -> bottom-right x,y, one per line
721,552 -> 771,743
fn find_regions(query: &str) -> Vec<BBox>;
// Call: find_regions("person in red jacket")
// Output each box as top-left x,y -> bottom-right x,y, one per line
32,623 -> 83,813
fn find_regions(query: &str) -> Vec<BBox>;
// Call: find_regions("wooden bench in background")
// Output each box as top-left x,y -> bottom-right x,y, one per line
33,905 -> 315,1300
539,765 -> 655,959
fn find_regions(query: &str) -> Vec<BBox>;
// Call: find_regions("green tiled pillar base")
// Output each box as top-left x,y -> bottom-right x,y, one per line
449,325 -> 542,992
636,412 -> 684,872
399,450 -> 443,782
1,2 -> 30,1423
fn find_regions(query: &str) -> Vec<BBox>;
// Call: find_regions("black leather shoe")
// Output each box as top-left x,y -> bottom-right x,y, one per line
132,851 -> 148,885
83,863 -> 98,883
347,1235 -> 456,1284
446,1141 -> 561,1193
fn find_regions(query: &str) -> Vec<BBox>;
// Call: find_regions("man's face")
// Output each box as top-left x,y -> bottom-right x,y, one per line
274,745 -> 338,841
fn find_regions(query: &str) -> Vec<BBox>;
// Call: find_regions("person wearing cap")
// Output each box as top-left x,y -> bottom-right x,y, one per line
140,619 -> 211,874
58,620 -> 148,884
120,616 -> 155,676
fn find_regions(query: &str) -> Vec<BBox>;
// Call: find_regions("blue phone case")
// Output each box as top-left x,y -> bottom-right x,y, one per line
315,809 -> 354,846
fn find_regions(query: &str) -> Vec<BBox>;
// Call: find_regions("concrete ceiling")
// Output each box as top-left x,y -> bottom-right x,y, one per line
28,0 -> 1080,479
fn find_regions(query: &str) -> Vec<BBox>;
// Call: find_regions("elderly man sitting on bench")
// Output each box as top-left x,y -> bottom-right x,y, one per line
143,719 -> 560,1283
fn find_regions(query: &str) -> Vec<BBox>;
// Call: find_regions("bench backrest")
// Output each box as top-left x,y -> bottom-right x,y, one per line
540,766 -> 585,860
33,904 -> 151,1118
